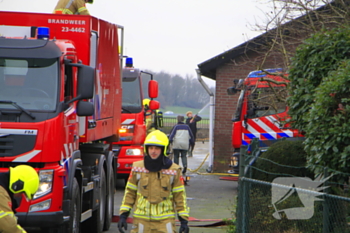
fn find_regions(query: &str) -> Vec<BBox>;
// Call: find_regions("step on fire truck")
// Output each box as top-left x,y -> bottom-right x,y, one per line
0,11 -> 123,233
113,57 -> 162,183
226,69 -> 303,174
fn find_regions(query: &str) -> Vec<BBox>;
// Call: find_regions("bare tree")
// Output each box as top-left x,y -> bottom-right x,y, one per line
248,0 -> 350,70
233,1 -> 350,115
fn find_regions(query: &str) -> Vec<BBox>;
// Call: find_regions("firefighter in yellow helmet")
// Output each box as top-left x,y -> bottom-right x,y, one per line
143,98 -> 151,112
143,98 -> 156,134
53,0 -> 92,15
118,130 -> 190,233
0,165 -> 39,233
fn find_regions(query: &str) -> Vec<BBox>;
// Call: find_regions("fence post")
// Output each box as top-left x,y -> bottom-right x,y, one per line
236,145 -> 246,232
240,145 -> 250,233
323,167 -> 329,233
239,145 -> 247,178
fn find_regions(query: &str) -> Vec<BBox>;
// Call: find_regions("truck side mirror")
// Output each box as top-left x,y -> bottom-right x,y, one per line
76,100 -> 94,116
247,109 -> 255,117
149,100 -> 159,110
65,64 -> 95,105
227,87 -> 238,95
148,80 -> 158,98
77,65 -> 94,99
227,79 -> 243,95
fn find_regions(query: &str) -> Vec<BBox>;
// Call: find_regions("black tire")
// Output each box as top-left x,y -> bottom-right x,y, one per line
103,163 -> 115,231
82,169 -> 106,233
67,178 -> 81,233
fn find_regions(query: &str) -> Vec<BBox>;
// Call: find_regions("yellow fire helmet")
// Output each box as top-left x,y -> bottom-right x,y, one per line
143,98 -> 150,108
9,165 -> 39,200
144,130 -> 169,156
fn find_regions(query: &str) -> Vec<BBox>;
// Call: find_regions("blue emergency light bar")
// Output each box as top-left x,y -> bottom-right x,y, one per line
126,57 -> 133,67
248,68 -> 283,78
37,27 -> 50,40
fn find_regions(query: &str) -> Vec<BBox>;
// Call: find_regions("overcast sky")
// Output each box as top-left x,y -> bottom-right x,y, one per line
0,0 -> 270,87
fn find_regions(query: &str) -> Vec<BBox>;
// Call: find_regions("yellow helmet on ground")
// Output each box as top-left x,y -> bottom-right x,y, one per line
144,130 -> 169,156
9,165 -> 39,200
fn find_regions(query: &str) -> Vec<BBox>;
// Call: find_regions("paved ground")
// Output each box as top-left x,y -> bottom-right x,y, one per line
26,141 -> 238,233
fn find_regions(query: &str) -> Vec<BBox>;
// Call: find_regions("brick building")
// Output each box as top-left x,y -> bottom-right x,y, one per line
196,2 -> 347,172
197,38 -> 293,173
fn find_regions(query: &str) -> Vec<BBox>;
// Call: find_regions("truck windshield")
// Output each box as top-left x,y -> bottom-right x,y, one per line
0,58 -> 58,111
247,86 -> 287,119
122,77 -> 142,113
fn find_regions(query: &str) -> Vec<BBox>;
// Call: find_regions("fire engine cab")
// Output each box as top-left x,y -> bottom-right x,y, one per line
113,57 -> 161,183
227,69 -> 303,174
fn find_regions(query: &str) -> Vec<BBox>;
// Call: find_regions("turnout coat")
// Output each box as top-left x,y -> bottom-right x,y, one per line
119,160 -> 189,221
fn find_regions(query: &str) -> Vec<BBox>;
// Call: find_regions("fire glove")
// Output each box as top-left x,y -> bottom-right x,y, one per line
178,215 -> 189,233
118,211 -> 130,233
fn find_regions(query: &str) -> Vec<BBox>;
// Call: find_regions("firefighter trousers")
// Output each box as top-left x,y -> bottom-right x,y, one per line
131,218 -> 176,233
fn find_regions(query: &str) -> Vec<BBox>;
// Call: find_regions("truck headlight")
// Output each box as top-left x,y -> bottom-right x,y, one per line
126,149 -> 142,155
33,170 -> 53,199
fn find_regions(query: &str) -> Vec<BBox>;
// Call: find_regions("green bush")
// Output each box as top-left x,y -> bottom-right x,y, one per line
287,26 -> 350,177
247,140 -> 325,233
252,139 -> 313,182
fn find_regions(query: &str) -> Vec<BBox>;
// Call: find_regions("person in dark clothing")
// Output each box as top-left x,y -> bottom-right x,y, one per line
185,111 -> 202,157
169,115 -> 194,174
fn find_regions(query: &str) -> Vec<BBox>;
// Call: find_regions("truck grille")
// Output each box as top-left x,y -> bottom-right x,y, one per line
0,134 -> 36,157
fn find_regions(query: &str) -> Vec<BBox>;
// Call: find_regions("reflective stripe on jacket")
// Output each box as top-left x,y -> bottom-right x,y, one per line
120,160 -> 190,221
53,0 -> 89,15
0,186 -> 27,233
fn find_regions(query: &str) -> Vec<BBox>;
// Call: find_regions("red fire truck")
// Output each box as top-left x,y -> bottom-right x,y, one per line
227,69 -> 303,173
113,57 -> 161,183
0,11 -> 123,233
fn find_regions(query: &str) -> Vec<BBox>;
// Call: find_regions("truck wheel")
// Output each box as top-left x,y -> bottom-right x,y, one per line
82,169 -> 106,233
103,163 -> 115,230
68,178 -> 81,233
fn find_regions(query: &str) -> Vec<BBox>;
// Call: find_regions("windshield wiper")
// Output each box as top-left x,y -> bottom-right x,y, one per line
122,107 -> 132,113
0,100 -> 35,119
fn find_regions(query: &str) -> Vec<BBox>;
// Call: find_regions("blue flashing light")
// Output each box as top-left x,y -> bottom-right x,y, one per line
248,68 -> 283,78
37,27 -> 50,40
126,57 -> 133,67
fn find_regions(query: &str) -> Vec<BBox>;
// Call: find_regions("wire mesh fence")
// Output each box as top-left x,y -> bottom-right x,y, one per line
162,116 -> 209,141
162,116 -> 209,129
236,138 -> 350,233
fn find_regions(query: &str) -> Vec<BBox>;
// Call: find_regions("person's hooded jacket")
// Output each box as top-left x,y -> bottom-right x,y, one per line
169,121 -> 194,150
